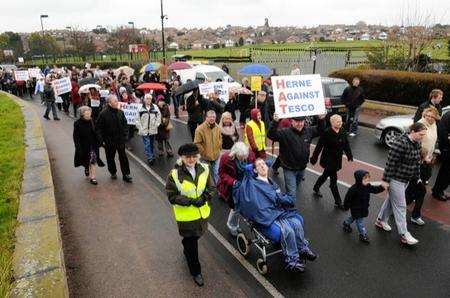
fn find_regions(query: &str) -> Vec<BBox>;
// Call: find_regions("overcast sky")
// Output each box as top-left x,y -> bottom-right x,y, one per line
0,0 -> 448,33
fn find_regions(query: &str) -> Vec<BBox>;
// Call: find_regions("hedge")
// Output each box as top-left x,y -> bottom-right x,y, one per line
329,69 -> 450,107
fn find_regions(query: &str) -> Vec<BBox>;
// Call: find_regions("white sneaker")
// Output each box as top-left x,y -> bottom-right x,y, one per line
401,232 -> 419,245
411,217 -> 425,226
375,219 -> 392,232
349,133 -> 356,137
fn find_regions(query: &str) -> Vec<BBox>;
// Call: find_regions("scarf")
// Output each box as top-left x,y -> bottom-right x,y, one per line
220,122 -> 236,136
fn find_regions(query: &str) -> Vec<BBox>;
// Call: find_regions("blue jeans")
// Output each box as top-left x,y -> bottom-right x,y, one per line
44,101 -> 58,119
142,135 -> 155,161
283,169 -> 305,199
344,216 -> 366,235
275,216 -> 308,265
347,106 -> 362,133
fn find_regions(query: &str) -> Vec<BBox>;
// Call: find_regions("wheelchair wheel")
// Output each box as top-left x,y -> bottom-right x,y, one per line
256,258 -> 268,275
236,233 -> 250,256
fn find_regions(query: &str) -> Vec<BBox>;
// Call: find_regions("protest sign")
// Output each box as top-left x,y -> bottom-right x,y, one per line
52,77 -> 72,96
199,83 -> 214,95
18,57 -> 24,63
99,89 -> 110,98
118,102 -> 142,125
90,99 -> 101,107
213,82 -> 229,102
271,74 -> 325,119
28,68 -> 42,78
85,62 -> 91,69
14,70 -> 29,81
251,76 -> 262,92
55,96 -> 63,103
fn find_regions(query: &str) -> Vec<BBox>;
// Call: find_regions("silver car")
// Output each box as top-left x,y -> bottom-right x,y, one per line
375,106 -> 449,148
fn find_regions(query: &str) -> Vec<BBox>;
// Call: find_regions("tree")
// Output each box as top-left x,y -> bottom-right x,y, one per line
0,32 -> 24,57
28,32 -> 61,56
107,27 -> 140,54
238,37 -> 244,46
146,38 -> 159,51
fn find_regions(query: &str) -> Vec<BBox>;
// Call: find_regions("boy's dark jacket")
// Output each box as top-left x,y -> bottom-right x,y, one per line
344,170 -> 384,218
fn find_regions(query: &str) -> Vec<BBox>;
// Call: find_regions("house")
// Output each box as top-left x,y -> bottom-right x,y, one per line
244,38 -> 255,45
225,39 -> 235,47
192,40 -> 203,50
360,33 -> 370,41
286,35 -> 300,43
378,32 -> 388,40
168,42 -> 179,50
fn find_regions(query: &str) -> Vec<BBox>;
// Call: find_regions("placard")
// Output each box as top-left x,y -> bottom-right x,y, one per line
199,83 -> 214,95
28,68 -> 42,78
99,89 -> 110,98
251,76 -> 262,91
199,82 -> 229,102
118,102 -> 142,125
52,77 -> 72,96
271,74 -> 325,119
90,99 -> 100,107
14,70 -> 30,81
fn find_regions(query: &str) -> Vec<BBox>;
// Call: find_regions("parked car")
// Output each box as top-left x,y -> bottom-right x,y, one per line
176,65 -> 241,89
374,106 -> 450,148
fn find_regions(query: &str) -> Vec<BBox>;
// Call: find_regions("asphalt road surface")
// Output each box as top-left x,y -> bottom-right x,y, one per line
26,95 -> 450,297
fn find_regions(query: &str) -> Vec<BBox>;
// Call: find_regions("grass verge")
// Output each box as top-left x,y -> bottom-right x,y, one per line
0,93 -> 25,297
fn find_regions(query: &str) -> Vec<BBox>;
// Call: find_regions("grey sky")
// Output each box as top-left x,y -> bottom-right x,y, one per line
0,0 -> 448,33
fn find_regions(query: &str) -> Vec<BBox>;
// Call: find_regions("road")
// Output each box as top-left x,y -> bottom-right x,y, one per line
27,95 -> 450,297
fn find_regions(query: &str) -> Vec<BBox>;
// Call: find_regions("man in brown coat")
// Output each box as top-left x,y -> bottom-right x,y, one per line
194,110 -> 222,183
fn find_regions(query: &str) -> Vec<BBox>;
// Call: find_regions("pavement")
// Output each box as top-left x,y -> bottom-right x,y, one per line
25,95 -> 450,297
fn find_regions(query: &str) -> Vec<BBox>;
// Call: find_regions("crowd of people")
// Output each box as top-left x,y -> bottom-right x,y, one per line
2,63 -> 448,287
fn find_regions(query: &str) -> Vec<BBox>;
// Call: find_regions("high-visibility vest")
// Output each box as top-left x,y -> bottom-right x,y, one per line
244,120 -> 266,151
170,163 -> 211,222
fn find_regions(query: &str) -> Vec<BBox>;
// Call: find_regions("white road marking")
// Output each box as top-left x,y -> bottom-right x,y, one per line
126,150 -> 284,298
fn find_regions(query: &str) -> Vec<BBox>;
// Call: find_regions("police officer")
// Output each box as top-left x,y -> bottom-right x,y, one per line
165,143 -> 216,287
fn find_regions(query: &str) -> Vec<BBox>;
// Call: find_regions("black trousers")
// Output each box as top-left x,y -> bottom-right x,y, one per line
182,236 -> 201,276
104,143 -> 130,176
432,154 -> 450,196
406,181 -> 426,219
188,122 -> 199,141
273,156 -> 281,170
314,168 -> 341,204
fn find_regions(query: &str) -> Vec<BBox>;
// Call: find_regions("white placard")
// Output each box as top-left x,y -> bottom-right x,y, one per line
18,57 -> 24,63
271,74 -> 325,119
51,77 -> 72,96
85,62 -> 91,69
55,96 -> 63,103
14,70 -> 30,81
199,82 -> 229,102
99,89 -> 110,98
199,83 -> 214,95
28,68 -> 42,78
118,102 -> 142,125
90,99 -> 101,107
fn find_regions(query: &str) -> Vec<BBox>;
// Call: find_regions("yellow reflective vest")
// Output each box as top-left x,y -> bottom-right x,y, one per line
244,120 -> 266,151
170,163 -> 211,222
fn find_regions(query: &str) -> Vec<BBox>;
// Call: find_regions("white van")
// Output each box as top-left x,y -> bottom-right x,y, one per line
176,65 -> 241,89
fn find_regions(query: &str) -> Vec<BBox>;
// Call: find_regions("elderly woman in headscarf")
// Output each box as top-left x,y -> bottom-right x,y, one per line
218,142 -> 255,236
219,111 -> 239,150
73,106 -> 105,185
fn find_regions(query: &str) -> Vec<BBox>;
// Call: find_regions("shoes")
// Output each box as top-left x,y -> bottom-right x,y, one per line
123,175 -> 133,183
84,168 -> 90,177
90,178 -> 98,185
343,221 -> 352,233
54,117 -> 60,121
401,232 -> 419,245
432,193 -> 448,201
312,188 -> 323,198
375,219 -> 392,232
148,159 -> 155,166
359,234 -> 370,244
411,217 -> 425,226
43,115 -> 50,120
299,248 -> 317,261
110,173 -> 118,180
286,261 -> 306,273
193,274 -> 204,287
349,133 -> 356,137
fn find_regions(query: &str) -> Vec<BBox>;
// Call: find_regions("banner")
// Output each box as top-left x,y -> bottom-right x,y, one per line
14,70 -> 30,81
99,89 -> 110,98
199,83 -> 214,95
251,76 -> 262,92
271,74 -> 325,119
118,102 -> 142,125
52,77 -> 72,96
199,82 -> 229,102
90,99 -> 100,107
28,68 -> 42,78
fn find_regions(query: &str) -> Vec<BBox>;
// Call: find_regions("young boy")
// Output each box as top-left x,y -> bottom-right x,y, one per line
343,170 -> 386,243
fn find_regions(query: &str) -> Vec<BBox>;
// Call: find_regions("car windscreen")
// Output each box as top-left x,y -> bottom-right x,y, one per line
204,71 -> 227,82
327,82 -> 348,97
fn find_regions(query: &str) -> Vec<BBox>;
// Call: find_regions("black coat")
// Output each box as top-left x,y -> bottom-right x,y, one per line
186,93 -> 204,124
73,119 -> 101,168
341,85 -> 364,109
95,105 -> 128,146
310,127 -> 353,171
344,170 -> 384,218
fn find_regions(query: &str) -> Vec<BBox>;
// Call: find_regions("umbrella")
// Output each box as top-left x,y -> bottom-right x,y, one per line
136,83 -> 167,92
238,87 -> 253,95
140,62 -> 162,73
168,62 -> 192,71
78,84 -> 101,94
114,66 -> 135,77
78,77 -> 99,86
238,64 -> 272,76
174,80 -> 200,96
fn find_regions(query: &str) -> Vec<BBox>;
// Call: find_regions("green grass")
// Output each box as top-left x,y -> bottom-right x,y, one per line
0,94 -> 25,297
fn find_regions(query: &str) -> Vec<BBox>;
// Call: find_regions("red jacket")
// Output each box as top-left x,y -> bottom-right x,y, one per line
71,82 -> 82,105
217,151 -> 255,202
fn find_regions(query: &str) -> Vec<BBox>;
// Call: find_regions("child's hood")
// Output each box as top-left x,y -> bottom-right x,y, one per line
354,169 -> 369,185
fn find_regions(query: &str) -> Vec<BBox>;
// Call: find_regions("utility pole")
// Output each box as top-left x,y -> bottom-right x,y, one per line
160,0 -> 167,64
40,14 -> 48,64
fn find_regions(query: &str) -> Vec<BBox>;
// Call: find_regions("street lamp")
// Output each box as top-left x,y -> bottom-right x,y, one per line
128,21 -> 135,31
160,0 -> 168,64
40,14 -> 49,63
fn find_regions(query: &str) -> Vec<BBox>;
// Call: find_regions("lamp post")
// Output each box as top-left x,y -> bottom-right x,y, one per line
40,14 -> 48,63
160,0 -> 168,64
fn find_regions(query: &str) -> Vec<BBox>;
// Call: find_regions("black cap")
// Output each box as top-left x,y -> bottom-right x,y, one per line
291,116 -> 306,121
178,143 -> 199,156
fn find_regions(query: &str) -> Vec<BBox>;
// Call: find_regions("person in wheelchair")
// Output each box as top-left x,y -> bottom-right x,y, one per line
234,158 -> 317,272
